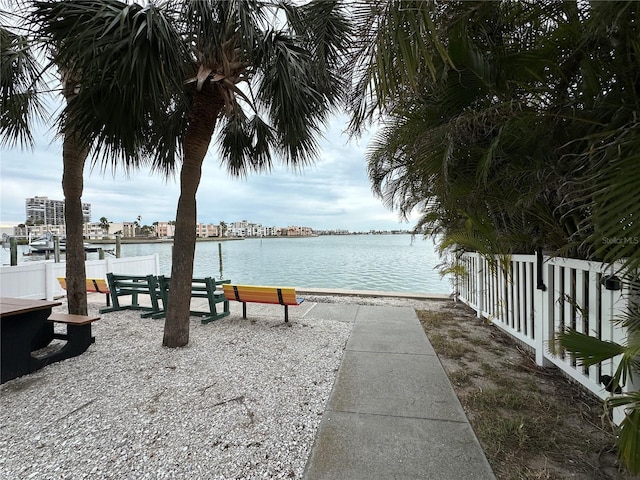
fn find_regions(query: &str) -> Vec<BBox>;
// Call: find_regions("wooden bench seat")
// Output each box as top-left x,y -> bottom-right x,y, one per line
57,277 -> 111,306
48,312 -> 100,325
154,276 -> 231,324
222,284 -> 304,323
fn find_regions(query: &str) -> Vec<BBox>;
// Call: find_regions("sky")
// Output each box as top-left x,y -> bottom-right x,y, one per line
0,114 -> 415,232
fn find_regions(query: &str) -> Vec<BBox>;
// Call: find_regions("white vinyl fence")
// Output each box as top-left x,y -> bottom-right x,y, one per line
0,254 -> 160,300
457,252 -> 634,413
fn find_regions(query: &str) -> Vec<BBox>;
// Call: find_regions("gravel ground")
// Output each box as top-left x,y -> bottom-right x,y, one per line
0,295 -> 356,480
0,293 -> 446,480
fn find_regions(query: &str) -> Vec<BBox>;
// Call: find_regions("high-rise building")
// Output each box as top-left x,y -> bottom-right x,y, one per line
25,196 -> 91,225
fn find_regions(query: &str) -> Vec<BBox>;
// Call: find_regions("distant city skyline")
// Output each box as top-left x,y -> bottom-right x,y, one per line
0,114 -> 417,232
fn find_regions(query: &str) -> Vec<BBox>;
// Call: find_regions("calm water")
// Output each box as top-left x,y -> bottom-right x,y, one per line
2,235 -> 451,294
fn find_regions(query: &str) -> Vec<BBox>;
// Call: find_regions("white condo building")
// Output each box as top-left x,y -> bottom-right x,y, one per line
25,196 -> 90,225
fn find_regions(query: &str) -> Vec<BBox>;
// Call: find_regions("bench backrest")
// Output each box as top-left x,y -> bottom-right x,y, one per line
57,277 -> 109,294
158,275 -> 230,295
108,273 -> 155,286
222,284 -> 299,305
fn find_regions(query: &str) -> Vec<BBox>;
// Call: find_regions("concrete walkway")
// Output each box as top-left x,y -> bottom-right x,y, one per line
303,303 -> 496,480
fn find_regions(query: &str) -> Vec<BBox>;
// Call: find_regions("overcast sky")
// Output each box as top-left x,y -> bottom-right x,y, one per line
0,113 -> 415,232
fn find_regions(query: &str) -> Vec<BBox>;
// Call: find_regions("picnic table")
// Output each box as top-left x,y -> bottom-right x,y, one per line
0,297 -> 61,383
0,298 -> 99,384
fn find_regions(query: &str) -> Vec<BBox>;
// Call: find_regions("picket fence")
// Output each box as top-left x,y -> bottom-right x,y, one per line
457,251 -> 635,416
0,254 -> 160,300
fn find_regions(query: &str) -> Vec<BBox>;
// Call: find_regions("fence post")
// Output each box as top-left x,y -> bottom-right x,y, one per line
44,261 -> 55,301
10,237 -> 18,266
476,253 -> 484,318
534,256 -> 552,367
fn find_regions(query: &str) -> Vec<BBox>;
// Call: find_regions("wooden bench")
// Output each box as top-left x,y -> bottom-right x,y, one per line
31,313 -> 101,368
155,276 -> 231,324
57,277 -> 111,306
99,273 -> 161,317
221,284 -> 304,323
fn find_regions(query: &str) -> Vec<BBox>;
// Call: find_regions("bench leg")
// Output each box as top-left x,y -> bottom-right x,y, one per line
105,293 -> 110,307
284,305 -> 289,323
31,323 -> 94,370
242,302 -> 247,319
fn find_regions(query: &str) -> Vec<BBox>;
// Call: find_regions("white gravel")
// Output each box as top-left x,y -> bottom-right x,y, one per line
0,296 -> 354,480
0,293 -> 444,480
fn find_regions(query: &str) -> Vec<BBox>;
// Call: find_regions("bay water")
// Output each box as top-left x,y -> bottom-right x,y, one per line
2,234 -> 451,294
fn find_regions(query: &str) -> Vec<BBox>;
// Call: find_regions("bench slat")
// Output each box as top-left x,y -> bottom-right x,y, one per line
223,285 -> 300,305
48,313 -> 100,325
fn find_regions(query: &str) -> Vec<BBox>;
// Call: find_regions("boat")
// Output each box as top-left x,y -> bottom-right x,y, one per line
28,233 -> 101,254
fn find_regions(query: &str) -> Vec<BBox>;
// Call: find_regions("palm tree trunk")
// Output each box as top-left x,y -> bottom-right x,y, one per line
62,132 -> 89,315
163,85 -> 224,348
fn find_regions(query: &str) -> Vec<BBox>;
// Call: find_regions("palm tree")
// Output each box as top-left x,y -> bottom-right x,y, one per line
31,0 -> 350,346
219,221 -> 227,238
27,0 -> 187,315
161,0 -> 350,347
99,217 -> 109,236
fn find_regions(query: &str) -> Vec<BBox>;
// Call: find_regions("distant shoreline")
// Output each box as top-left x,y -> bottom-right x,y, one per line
12,232 -> 412,246
87,237 -> 244,245
86,236 -> 324,245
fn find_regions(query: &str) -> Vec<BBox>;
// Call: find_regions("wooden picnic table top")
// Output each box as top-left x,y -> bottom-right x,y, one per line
0,298 -> 62,318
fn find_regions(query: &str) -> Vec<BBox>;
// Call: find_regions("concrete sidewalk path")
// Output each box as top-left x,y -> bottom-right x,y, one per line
303,304 -> 496,480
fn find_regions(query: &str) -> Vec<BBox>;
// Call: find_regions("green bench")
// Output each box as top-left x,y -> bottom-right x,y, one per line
155,276 -> 231,324
99,273 -> 161,317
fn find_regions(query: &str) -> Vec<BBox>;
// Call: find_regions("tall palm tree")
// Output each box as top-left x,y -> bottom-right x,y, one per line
32,0 -> 350,346
28,0 -> 187,315
160,0 -> 350,347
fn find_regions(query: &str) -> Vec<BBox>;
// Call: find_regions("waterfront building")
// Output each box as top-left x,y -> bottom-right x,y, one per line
195,223 -> 219,238
287,226 -> 313,236
13,221 -> 125,240
105,222 -> 124,237
83,222 -> 106,239
122,222 -> 137,238
229,220 -> 313,237
156,222 -> 176,238
18,224 -> 66,238
25,196 -> 90,225
260,226 -> 278,237
229,220 -> 260,237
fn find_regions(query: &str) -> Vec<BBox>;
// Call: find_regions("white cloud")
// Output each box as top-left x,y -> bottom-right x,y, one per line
0,114 -> 411,232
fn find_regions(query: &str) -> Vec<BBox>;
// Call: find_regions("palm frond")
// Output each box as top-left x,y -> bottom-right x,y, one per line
556,328 -> 625,367
347,0 -> 451,134
0,19 -> 48,149
607,394 -> 640,474
31,0 -> 188,170
218,107 -> 276,177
